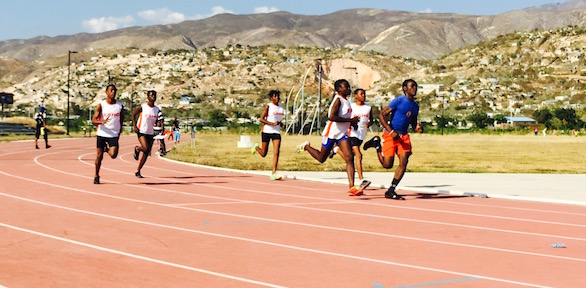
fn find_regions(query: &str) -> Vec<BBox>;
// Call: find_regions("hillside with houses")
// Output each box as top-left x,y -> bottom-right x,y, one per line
1,25 -> 585,132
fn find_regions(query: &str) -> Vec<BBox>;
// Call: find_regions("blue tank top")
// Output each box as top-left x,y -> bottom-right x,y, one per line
388,95 -> 419,134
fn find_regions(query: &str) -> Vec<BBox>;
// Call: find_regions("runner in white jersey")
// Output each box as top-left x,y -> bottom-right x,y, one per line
131,90 -> 161,178
153,110 -> 166,155
91,84 -> 124,184
296,79 -> 363,196
251,90 -> 285,180
333,88 -> 373,189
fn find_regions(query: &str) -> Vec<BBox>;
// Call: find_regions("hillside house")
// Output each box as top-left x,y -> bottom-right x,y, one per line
179,96 -> 194,106
418,84 -> 444,96
504,116 -> 536,127
570,52 -> 583,63
539,99 -> 558,108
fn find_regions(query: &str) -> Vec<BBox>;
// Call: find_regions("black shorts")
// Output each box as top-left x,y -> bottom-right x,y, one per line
137,132 -> 155,152
348,137 -> 363,147
261,132 -> 281,143
96,136 -> 119,149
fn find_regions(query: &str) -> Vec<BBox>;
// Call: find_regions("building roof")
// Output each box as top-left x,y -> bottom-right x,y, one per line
504,116 -> 536,122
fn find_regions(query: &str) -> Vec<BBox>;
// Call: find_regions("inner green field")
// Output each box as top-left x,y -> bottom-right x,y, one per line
165,133 -> 586,174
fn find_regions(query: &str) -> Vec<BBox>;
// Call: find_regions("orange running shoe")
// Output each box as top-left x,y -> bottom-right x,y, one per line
348,186 -> 363,196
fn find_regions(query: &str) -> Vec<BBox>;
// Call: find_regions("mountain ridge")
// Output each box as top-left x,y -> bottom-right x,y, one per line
1,3 -> 585,62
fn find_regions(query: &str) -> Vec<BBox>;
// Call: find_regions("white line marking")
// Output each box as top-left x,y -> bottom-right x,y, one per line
155,155 -> 586,218
9,150 -> 586,249
0,222 -> 285,288
75,152 -> 586,229
1,175 -> 585,263
0,192 -> 552,288
170,201 -> 253,206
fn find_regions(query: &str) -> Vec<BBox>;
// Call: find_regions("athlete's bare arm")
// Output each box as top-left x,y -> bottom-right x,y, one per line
91,104 -> 103,126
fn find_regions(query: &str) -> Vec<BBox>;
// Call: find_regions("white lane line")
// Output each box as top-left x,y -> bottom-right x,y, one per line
0,192 -> 552,288
141,153 -> 586,220
0,222 -> 285,288
4,147 -> 586,259
76,152 -> 586,230
170,201 -> 255,206
1,173 -> 585,264
22,151 -> 586,243
3,142 -> 583,218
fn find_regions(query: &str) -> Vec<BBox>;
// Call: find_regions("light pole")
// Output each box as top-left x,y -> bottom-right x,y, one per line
67,50 -> 78,135
441,94 -> 445,135
316,60 -> 322,134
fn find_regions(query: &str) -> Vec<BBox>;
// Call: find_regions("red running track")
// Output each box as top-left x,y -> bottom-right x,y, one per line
0,136 -> 585,287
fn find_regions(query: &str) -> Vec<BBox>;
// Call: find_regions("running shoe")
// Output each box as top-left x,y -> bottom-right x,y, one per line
251,143 -> 259,155
296,141 -> 309,153
363,136 -> 380,150
384,188 -> 404,200
35,145 -> 39,149
270,174 -> 282,181
93,176 -> 100,184
45,145 -> 51,149
348,186 -> 364,196
328,146 -> 338,158
135,171 -> 143,178
359,179 -> 371,189
133,146 -> 139,160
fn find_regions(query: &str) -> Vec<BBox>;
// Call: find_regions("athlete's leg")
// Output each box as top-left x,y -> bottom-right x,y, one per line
352,145 -> 364,180
271,138 -> 281,174
257,141 -> 269,157
136,135 -> 151,175
136,134 -> 149,153
305,143 -> 331,163
337,139 -> 355,188
393,152 -> 411,184
108,145 -> 119,159
95,148 -> 104,177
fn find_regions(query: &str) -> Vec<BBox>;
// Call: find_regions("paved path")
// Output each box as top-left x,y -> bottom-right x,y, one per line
249,171 -> 586,206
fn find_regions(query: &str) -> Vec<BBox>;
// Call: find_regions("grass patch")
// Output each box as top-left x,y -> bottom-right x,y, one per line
165,132 -> 586,174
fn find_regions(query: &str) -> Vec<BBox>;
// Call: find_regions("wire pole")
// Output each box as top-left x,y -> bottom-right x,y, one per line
66,50 -> 78,135
317,63 -> 322,134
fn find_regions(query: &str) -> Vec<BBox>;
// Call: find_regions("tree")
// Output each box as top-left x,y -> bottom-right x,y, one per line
207,109 -> 227,127
434,114 -> 454,129
494,114 -> 508,124
467,111 -> 493,128
554,107 -> 582,130
533,108 -> 553,128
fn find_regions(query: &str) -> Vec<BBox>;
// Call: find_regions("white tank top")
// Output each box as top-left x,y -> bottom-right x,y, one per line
137,103 -> 161,135
96,100 -> 123,138
261,103 -> 284,134
322,94 -> 352,139
349,103 -> 371,140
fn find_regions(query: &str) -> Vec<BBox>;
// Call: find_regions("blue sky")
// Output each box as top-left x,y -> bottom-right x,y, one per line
0,0 -> 565,41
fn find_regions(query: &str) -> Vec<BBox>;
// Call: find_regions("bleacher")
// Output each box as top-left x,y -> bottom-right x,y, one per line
0,122 -> 37,135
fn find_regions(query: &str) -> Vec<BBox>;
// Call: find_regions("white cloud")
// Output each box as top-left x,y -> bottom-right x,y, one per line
192,6 -> 235,20
82,16 -> 135,33
420,8 -> 433,13
254,6 -> 279,14
210,6 -> 234,16
138,8 -> 186,24
82,6 -> 235,34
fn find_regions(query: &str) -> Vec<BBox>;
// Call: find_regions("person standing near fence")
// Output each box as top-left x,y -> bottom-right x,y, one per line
172,116 -> 180,144
153,109 -> 166,156
35,106 -> 50,149
252,90 -> 285,180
